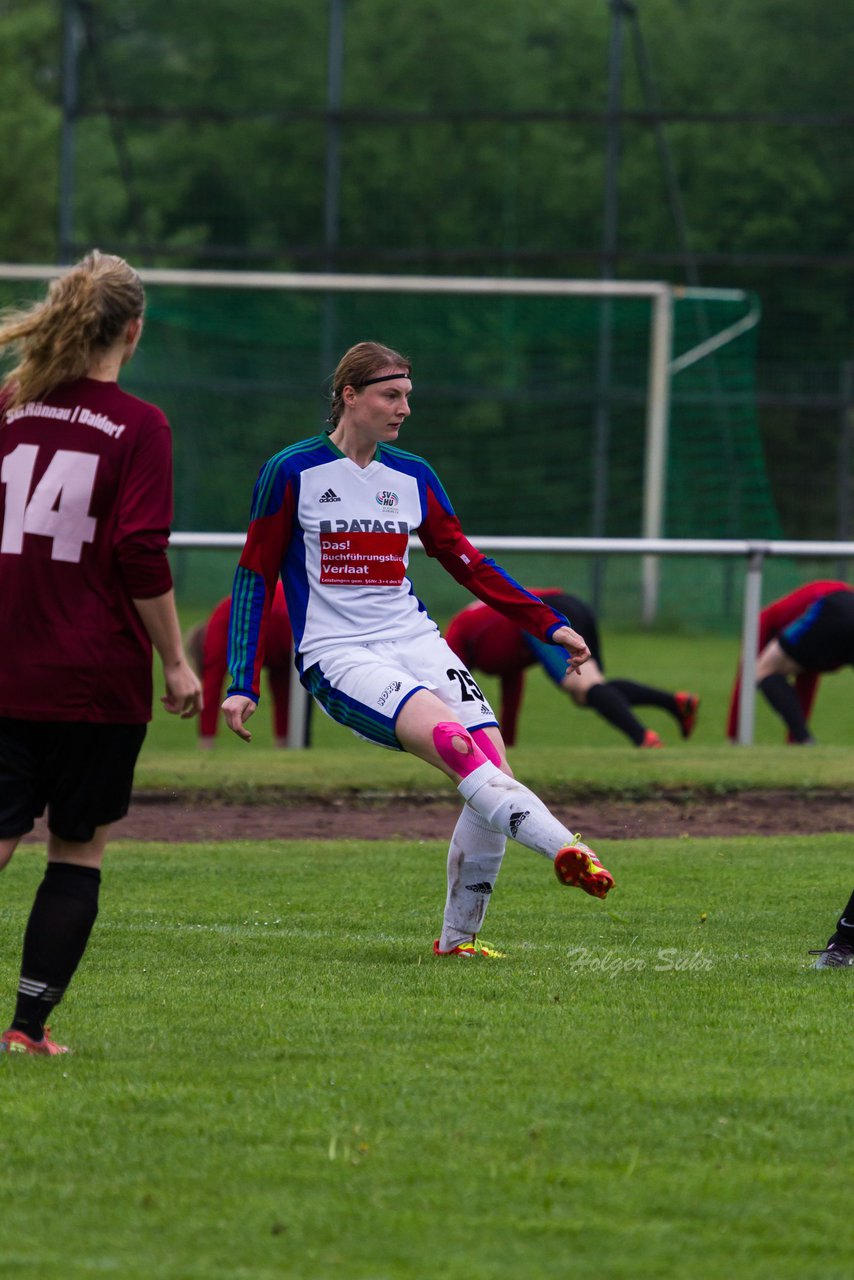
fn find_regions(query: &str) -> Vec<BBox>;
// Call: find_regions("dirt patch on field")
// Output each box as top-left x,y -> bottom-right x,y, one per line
22,789 -> 854,843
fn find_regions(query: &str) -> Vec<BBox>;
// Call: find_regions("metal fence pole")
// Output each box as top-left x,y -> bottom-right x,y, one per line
641,287 -> 674,623
736,545 -> 767,745
287,652 -> 311,749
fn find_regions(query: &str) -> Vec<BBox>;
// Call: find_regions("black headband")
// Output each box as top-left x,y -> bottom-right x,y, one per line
338,373 -> 409,391
356,372 -> 411,387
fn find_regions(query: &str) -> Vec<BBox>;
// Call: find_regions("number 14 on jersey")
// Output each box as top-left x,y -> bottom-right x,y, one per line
1,444 -> 99,564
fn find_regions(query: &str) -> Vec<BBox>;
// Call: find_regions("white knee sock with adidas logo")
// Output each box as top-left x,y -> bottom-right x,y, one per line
456,762 -> 573,861
439,803 -> 507,951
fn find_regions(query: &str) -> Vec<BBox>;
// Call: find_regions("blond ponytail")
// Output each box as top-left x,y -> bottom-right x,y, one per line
0,250 -> 144,409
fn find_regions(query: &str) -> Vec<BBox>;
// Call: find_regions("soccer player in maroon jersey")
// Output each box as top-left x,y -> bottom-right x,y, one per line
186,582 -> 293,747
0,250 -> 201,1056
446,592 -> 699,748
727,580 -> 854,743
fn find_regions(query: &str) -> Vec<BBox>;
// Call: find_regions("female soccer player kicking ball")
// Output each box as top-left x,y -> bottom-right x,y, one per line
222,341 -> 614,957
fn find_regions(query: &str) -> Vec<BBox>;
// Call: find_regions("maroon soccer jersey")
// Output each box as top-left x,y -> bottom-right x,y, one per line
0,377 -> 174,723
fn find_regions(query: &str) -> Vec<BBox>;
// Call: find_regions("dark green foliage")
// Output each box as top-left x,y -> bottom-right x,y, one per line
0,1 -> 850,540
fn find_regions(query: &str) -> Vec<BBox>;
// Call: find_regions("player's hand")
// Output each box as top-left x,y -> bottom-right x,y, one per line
161,658 -> 203,718
552,624 -> 591,675
222,694 -> 257,742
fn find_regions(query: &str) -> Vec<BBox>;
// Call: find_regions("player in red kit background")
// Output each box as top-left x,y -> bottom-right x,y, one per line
446,592 -> 699,749
727,580 -> 853,743
185,582 -> 293,747
0,251 -> 201,1056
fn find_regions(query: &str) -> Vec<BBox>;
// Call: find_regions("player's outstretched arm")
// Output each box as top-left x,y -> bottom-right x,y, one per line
222,694 -> 257,742
551,624 -> 591,676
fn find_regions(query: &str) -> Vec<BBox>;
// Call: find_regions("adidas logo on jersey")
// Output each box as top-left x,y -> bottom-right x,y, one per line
319,488 -> 341,503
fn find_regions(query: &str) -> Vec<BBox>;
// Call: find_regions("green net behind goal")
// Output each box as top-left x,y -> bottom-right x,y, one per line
0,276 -> 781,626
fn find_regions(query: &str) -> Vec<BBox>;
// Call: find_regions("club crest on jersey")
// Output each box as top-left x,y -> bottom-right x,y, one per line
375,489 -> 399,511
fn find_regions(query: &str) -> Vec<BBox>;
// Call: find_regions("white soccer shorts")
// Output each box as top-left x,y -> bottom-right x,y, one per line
301,630 -> 498,750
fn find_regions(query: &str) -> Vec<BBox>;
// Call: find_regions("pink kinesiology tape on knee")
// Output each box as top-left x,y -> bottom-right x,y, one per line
433,721 -> 489,777
471,728 -> 501,767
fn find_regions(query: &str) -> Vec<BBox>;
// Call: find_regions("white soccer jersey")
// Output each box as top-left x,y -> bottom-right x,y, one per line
228,432 -> 568,700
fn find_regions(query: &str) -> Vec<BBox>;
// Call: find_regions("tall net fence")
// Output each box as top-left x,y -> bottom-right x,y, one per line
0,272 -> 786,626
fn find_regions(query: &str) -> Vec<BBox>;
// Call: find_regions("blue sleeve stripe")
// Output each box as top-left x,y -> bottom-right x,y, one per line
283,530 -> 310,652
252,456 -> 287,519
424,465 -> 453,511
252,437 -> 322,517
480,556 -> 543,603
381,444 -> 454,517
227,564 -> 252,692
227,564 -> 266,697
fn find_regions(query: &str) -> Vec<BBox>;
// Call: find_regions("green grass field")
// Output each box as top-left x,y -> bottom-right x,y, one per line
160,626 -> 854,754
1,836 -> 851,1279
2,628 -> 853,1278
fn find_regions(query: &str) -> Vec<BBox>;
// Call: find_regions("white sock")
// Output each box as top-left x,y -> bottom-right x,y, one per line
439,804 -> 507,951
457,762 -> 573,862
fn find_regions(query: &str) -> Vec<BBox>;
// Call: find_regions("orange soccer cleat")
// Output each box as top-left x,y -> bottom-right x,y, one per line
0,1027 -> 70,1056
675,691 -> 700,739
554,838 -> 615,899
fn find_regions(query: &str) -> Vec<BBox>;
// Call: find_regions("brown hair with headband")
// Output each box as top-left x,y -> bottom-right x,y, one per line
329,341 -> 411,426
0,250 -> 145,411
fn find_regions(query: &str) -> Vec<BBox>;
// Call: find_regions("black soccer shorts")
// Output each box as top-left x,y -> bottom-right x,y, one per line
0,719 -> 147,844
778,589 -> 854,672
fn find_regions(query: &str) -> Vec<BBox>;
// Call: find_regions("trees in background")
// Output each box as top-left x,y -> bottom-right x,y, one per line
0,0 -> 851,538
0,1 -> 58,260
2,2 -> 850,286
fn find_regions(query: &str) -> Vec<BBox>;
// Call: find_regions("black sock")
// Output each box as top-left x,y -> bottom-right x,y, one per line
607,679 -> 677,716
586,683 -> 647,746
758,675 -> 813,743
11,862 -> 101,1040
830,888 -> 854,947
